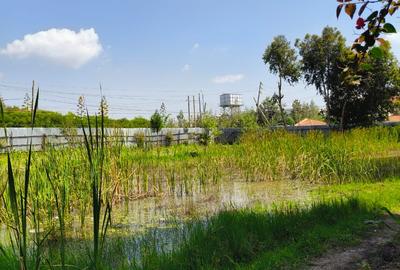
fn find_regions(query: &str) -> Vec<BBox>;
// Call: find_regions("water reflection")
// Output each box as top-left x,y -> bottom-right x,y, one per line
105,179 -> 311,235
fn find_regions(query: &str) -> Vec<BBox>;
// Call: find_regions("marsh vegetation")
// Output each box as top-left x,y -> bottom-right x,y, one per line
0,115 -> 399,269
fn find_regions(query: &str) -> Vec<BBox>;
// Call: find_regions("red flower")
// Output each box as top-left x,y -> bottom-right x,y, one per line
356,18 -> 365,29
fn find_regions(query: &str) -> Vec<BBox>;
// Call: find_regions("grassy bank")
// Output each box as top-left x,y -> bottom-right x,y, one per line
0,198 -> 379,269
312,177 -> 400,212
137,198 -> 377,270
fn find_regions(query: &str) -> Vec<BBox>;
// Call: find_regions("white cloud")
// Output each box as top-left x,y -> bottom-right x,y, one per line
192,43 -> 199,49
182,64 -> 191,72
213,74 -> 244,84
1,28 -> 103,68
190,43 -> 200,52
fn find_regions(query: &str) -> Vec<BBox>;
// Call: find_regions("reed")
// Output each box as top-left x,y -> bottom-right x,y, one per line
0,102 -> 399,269
81,109 -> 114,269
0,85 -> 45,270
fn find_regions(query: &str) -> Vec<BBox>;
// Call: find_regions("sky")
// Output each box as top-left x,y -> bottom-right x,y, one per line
1,0 -> 400,119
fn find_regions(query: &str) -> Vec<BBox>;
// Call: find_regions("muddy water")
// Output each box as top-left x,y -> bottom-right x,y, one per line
99,179 -> 312,235
0,178 -> 313,262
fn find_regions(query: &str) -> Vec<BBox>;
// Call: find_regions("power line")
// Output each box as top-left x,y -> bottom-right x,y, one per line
0,82 -> 191,99
0,81 -> 223,118
0,84 -> 186,103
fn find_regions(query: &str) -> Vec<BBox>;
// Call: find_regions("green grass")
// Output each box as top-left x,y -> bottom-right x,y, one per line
0,197 -> 379,270
135,198 -> 377,270
312,177 -> 400,212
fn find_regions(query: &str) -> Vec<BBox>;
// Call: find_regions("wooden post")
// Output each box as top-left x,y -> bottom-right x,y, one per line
256,82 -> 262,123
192,95 -> 196,126
198,93 -> 202,121
187,96 -> 191,127
41,134 -> 47,151
202,92 -> 205,114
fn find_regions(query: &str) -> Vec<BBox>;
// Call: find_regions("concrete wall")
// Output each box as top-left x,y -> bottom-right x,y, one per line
0,127 -> 205,151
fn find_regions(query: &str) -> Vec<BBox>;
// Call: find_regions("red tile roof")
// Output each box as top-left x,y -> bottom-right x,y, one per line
295,118 -> 328,127
388,115 -> 400,122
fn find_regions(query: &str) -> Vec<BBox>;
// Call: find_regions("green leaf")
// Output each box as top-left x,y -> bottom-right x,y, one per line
358,2 -> 368,16
383,23 -> 396,33
366,11 -> 378,21
365,33 -> 375,47
369,47 -> 384,59
360,63 -> 372,71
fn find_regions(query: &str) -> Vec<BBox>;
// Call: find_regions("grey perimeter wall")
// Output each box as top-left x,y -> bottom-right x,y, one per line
0,128 -> 205,151
1,123 -> 398,151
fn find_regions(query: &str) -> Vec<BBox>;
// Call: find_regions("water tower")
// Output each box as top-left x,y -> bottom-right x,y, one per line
220,93 -> 243,115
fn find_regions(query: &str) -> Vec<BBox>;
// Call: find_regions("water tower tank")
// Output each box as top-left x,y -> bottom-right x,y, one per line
220,94 -> 243,108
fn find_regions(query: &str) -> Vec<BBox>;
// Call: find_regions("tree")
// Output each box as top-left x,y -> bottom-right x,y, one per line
259,96 -> 281,126
22,93 -> 32,111
330,45 -> 400,128
393,96 -> 400,114
290,100 -> 321,124
218,110 -> 258,129
150,110 -> 164,133
291,100 -> 303,124
336,0 -> 399,57
296,27 -> 350,124
263,36 -> 300,127
159,102 -> 170,123
177,110 -> 185,128
199,113 -> 220,145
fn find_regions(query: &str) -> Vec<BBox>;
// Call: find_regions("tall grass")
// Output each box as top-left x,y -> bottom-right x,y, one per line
134,198 -> 376,270
0,106 -> 398,268
1,127 -> 398,211
81,109 -> 113,268
1,127 -> 399,233
0,85 -> 44,270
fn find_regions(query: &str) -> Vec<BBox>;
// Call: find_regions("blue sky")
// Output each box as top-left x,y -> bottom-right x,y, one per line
0,1 -> 398,118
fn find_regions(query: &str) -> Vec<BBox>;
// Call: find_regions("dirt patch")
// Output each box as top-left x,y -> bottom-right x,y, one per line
308,217 -> 400,270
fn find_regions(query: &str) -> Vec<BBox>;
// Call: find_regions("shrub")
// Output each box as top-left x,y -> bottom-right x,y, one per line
134,132 -> 145,148
165,132 -> 173,146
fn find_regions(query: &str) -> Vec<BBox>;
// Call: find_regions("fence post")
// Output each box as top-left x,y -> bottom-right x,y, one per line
41,134 -> 47,151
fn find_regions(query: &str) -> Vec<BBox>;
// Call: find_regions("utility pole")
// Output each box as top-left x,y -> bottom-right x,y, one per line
192,95 -> 196,126
254,82 -> 269,125
202,92 -> 206,114
198,93 -> 202,121
256,82 -> 262,119
187,96 -> 191,127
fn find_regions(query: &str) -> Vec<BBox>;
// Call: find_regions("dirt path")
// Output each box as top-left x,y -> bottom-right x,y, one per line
308,217 -> 400,270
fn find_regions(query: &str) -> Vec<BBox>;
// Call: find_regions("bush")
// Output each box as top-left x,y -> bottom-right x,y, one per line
150,111 -> 164,133
165,132 -> 174,146
134,132 -> 145,148
199,131 -> 212,146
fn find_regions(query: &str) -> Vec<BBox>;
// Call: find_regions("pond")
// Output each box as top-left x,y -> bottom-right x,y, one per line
68,179 -> 313,237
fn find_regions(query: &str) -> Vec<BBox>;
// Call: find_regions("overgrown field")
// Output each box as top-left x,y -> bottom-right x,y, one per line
0,126 -> 399,269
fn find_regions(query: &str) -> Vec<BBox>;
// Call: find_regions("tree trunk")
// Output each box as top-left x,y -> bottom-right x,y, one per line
277,76 -> 287,128
322,84 -> 331,126
340,95 -> 348,131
